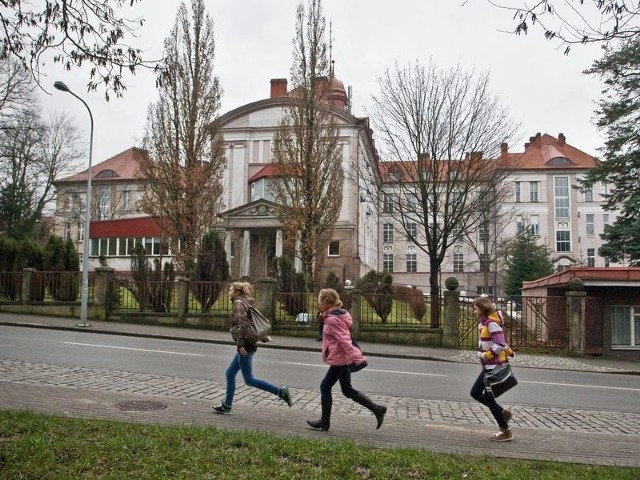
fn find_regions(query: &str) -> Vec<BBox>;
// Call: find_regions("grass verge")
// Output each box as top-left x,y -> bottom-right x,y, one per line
0,410 -> 637,479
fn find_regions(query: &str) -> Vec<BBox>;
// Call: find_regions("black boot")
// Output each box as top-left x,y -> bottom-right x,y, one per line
307,396 -> 331,431
350,391 -> 387,430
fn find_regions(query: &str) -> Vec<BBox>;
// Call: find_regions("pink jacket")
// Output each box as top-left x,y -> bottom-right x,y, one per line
321,308 -> 366,366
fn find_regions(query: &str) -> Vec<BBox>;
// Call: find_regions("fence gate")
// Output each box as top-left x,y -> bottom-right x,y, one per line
584,296 -> 604,355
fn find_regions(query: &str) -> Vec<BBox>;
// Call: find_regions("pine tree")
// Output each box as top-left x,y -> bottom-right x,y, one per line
503,228 -> 554,297
581,38 -> 640,266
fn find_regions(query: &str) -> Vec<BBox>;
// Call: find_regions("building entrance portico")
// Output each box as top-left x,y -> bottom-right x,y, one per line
220,199 -> 290,279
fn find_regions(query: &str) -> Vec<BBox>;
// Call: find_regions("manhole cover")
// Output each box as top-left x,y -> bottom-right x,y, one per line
115,400 -> 168,411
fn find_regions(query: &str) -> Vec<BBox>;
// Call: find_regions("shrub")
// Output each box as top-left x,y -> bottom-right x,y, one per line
357,270 -> 393,323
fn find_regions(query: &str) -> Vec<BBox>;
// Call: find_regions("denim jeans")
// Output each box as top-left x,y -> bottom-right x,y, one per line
470,370 -> 509,429
224,350 -> 279,406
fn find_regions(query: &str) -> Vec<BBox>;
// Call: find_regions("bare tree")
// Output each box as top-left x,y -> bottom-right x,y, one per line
0,105 -> 83,239
270,0 -> 343,290
484,0 -> 640,53
371,61 -> 519,327
0,0 -> 164,99
139,0 -> 225,275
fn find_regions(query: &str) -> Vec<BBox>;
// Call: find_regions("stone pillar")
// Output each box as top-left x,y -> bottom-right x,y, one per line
93,267 -> 114,317
566,277 -> 586,355
22,268 -> 35,304
442,277 -> 460,348
350,289 -> 362,336
255,277 -> 278,321
176,277 -> 189,319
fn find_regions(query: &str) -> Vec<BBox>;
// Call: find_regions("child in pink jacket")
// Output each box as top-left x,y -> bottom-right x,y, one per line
307,288 -> 387,431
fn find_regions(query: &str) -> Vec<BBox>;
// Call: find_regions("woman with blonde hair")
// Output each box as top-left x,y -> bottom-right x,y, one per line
212,282 -> 292,414
307,288 -> 387,431
470,296 -> 514,441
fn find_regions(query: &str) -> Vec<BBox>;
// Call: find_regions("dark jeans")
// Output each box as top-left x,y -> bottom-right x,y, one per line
470,370 -> 509,429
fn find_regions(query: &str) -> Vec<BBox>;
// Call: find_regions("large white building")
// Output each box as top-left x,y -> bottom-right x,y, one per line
53,76 -> 619,294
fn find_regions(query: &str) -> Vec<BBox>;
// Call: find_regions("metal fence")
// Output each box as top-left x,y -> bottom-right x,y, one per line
0,270 -> 89,303
458,296 -> 568,350
0,271 -> 22,302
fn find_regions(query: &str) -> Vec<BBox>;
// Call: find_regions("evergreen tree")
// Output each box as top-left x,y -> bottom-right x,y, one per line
581,38 -> 640,265
503,228 -> 554,296
357,270 -> 393,323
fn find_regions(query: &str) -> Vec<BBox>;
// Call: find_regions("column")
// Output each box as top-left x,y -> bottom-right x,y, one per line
241,229 -> 250,279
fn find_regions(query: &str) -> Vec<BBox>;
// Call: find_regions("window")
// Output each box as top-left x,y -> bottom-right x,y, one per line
383,192 -> 393,213
406,223 -> 417,241
453,252 -> 464,273
383,253 -> 394,272
515,181 -> 521,203
64,223 -> 71,241
118,237 -> 136,256
529,181 -> 539,202
603,214 -> 610,228
530,215 -> 540,236
122,190 -> 131,211
406,253 -> 417,272
586,214 -> 595,235
587,248 -> 595,267
556,231 -> 571,252
584,185 -> 593,202
478,223 -> 489,243
610,306 -> 640,348
554,177 -> 570,219
98,186 -> 110,220
383,223 -> 394,243
78,222 -> 85,243
328,241 -> 340,256
516,216 -> 524,235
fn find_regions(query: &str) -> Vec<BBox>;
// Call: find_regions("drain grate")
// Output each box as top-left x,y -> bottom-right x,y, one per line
115,400 -> 168,411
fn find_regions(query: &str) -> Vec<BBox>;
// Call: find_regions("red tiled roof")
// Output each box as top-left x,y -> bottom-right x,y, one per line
57,147 -> 149,183
89,217 -> 161,239
249,164 -> 279,182
517,133 -> 596,170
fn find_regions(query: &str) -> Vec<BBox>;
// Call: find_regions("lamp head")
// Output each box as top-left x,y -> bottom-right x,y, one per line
54,81 -> 70,92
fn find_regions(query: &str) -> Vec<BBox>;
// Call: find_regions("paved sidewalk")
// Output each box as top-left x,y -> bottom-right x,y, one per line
1,312 -> 640,468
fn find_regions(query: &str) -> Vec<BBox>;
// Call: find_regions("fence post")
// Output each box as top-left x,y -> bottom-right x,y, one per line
350,288 -> 362,336
93,267 -> 114,319
442,277 -> 460,348
255,277 -> 278,321
22,268 -> 35,304
566,277 -> 587,355
176,277 -> 189,319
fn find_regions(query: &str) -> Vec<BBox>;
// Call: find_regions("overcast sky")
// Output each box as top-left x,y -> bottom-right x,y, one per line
40,0 -> 608,168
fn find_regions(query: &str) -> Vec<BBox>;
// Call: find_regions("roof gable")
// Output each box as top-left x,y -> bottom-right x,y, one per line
56,147 -> 149,184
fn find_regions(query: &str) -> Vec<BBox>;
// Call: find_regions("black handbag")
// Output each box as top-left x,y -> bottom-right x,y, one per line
349,338 -> 368,372
484,362 -> 518,398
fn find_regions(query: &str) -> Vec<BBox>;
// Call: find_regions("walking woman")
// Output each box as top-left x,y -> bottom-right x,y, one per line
212,282 -> 292,414
307,288 -> 387,431
470,296 -> 514,441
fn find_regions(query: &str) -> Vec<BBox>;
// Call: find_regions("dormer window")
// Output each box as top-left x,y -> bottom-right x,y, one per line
547,157 -> 571,166
96,169 -> 118,178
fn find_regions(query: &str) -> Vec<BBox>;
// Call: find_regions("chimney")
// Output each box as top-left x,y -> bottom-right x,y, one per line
500,142 -> 508,160
270,78 -> 288,98
535,132 -> 542,147
558,133 -> 566,146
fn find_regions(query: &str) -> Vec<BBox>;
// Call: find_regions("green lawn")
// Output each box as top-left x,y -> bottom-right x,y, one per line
0,410 -> 637,479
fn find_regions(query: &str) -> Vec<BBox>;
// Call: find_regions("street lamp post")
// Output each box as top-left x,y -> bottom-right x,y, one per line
54,81 -> 93,327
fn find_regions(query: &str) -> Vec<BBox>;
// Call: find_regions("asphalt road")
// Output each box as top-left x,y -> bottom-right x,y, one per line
3,325 -> 639,413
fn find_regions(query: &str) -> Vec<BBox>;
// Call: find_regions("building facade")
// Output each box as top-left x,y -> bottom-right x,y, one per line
53,82 -> 619,293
